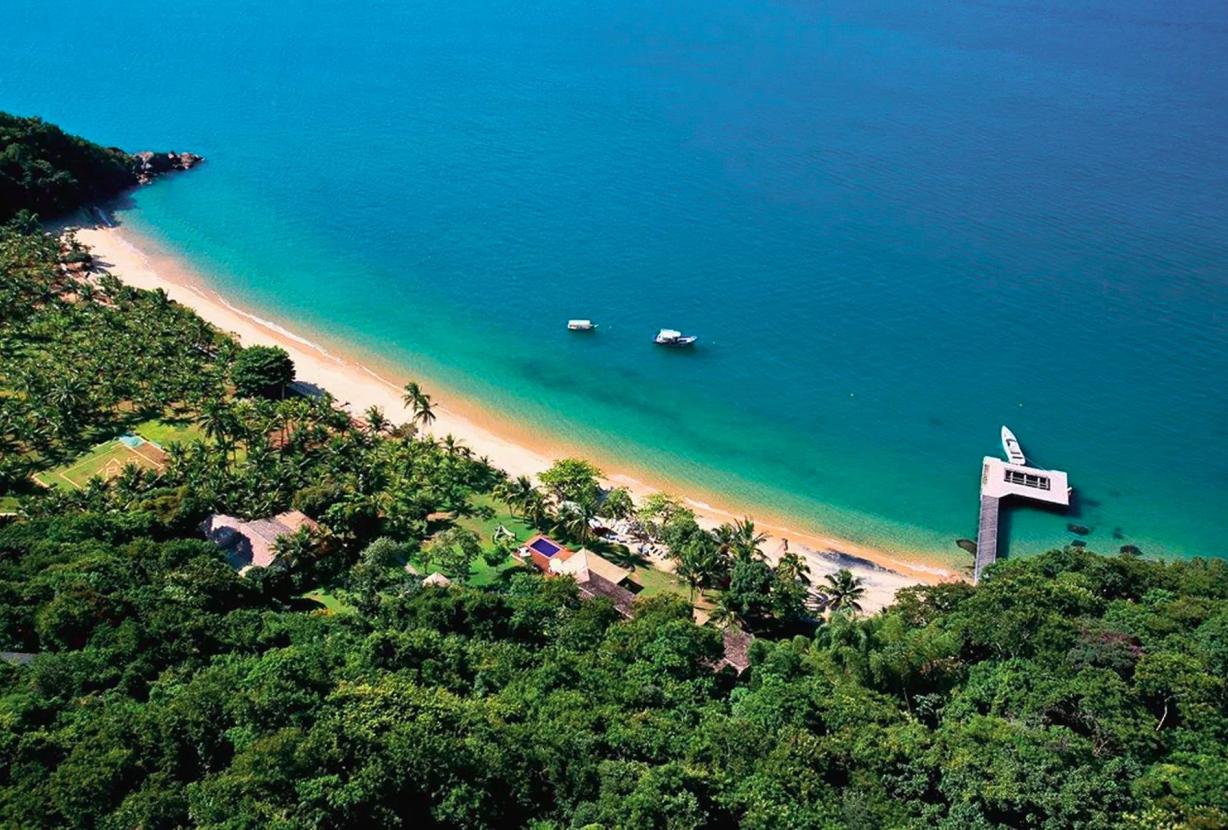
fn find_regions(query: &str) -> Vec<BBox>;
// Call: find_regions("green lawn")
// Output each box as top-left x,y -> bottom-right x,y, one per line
468,552 -> 523,587
0,496 -> 19,514
300,589 -> 355,615
131,416 -> 203,448
447,493 -> 534,585
456,493 -> 536,545
625,561 -> 718,622
407,548 -> 524,588
630,565 -> 690,598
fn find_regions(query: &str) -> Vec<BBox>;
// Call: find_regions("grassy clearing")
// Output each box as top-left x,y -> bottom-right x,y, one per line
131,416 -> 203,447
456,494 -> 536,544
34,438 -> 162,490
300,589 -> 355,615
449,493 -> 533,585
27,415 -> 192,493
468,552 -> 523,587
630,565 -> 690,598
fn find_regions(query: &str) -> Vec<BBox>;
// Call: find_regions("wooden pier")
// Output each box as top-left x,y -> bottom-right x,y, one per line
974,456 -> 1070,583
974,495 -> 1001,583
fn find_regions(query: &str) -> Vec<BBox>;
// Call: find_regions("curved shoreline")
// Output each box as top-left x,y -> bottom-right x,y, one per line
69,214 -> 961,609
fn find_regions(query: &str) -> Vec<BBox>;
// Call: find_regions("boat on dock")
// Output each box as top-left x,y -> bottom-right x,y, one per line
974,427 -> 1071,583
1001,425 -> 1027,465
654,329 -> 697,346
567,319 -> 596,331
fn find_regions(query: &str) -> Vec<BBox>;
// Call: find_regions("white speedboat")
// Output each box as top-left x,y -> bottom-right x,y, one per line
654,329 -> 697,346
1001,425 -> 1027,465
567,319 -> 596,331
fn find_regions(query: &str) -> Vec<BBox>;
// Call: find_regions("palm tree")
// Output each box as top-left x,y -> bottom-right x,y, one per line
494,475 -> 537,517
198,401 -> 236,458
673,536 -> 721,601
442,433 -> 467,458
273,527 -> 317,571
364,405 -> 388,435
815,610 -> 870,652
820,568 -> 866,614
401,381 -> 437,429
731,517 -> 767,561
554,500 -> 594,543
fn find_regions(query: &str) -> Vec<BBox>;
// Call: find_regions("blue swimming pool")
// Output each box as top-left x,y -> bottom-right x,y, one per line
529,538 -> 562,557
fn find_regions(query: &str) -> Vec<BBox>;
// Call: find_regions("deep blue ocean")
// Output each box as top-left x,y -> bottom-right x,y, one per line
3,0 -> 1226,564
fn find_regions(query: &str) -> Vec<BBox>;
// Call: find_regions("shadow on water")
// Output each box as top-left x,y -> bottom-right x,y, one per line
996,505 -> 1015,561
996,495 -> 1081,563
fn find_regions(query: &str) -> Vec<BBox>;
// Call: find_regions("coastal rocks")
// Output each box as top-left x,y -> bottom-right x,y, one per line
131,151 -> 204,184
1067,523 -> 1091,536
955,538 -> 977,554
1120,544 -> 1143,556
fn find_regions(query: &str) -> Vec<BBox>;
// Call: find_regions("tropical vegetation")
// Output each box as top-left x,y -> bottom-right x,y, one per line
0,114 -> 1225,829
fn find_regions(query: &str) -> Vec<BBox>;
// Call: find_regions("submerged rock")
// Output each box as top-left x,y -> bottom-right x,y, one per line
1067,523 -> 1091,536
1120,544 -> 1143,556
955,538 -> 977,555
1070,539 -> 1087,548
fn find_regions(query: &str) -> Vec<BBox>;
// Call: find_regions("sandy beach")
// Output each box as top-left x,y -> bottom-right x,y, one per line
70,216 -> 957,612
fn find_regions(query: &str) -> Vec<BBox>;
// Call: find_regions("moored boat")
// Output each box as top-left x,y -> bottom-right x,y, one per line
567,319 -> 596,331
654,329 -> 697,346
1001,425 -> 1027,465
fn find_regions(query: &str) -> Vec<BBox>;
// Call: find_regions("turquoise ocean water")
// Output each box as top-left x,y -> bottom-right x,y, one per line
3,0 -> 1226,564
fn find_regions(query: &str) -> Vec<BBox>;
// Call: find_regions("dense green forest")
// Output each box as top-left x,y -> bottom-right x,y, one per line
1,117 -> 1226,829
0,113 -> 137,223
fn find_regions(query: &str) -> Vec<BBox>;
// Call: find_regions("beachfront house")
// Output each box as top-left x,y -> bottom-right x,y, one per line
200,510 -> 318,574
519,534 -> 639,617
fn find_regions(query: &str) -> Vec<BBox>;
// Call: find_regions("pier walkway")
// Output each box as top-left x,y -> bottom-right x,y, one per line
974,456 -> 1070,583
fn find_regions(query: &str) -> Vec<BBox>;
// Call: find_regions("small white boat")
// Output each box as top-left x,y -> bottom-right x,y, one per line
1001,425 -> 1027,466
654,328 -> 697,346
567,319 -> 596,331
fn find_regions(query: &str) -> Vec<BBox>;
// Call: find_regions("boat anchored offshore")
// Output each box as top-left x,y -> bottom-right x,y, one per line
567,319 -> 596,331
1001,425 -> 1027,465
654,329 -> 697,346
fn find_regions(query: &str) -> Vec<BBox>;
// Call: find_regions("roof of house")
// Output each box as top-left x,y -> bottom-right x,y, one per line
717,626 -> 753,674
575,571 -> 637,618
422,572 -> 452,587
200,510 -> 318,572
549,548 -> 630,585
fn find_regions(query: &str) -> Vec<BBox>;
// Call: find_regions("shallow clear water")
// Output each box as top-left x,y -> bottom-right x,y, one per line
4,0 -> 1226,562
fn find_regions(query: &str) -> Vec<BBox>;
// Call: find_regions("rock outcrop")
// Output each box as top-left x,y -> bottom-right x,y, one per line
131,150 -> 204,184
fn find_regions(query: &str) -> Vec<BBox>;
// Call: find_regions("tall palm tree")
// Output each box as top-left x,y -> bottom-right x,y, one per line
402,381 -> 436,429
198,401 -> 236,459
442,433 -> 465,457
494,475 -> 537,518
821,568 -> 866,614
731,517 -> 767,561
673,536 -> 721,601
554,500 -> 594,543
523,488 -> 551,530
364,405 -> 388,435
